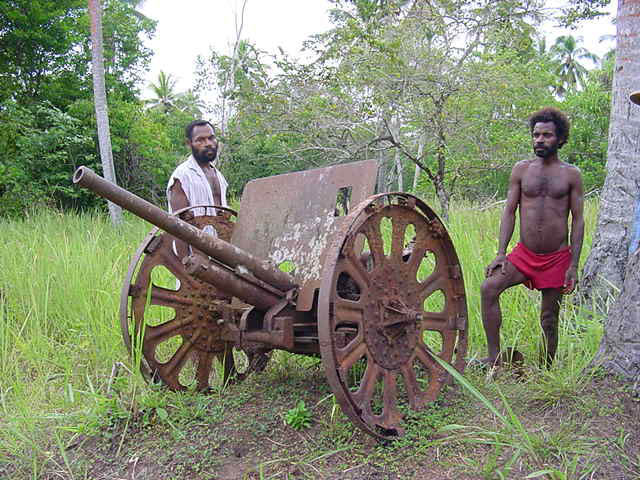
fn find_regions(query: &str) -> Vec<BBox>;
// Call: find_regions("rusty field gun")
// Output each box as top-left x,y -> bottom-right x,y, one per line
73,160 -> 468,439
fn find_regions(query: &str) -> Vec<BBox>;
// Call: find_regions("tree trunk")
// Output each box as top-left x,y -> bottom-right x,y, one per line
89,0 -> 122,226
435,128 -> 450,222
376,115 -> 390,193
594,247 -> 640,387
579,0 -> 640,308
220,0 -> 248,137
585,0 -> 640,386
434,176 -> 450,223
393,114 -> 403,191
412,135 -> 425,192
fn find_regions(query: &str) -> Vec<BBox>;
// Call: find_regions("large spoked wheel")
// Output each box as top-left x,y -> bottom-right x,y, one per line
318,193 -> 468,439
120,205 -> 254,391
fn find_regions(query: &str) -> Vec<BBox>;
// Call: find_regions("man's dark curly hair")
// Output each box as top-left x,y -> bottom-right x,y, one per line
185,120 -> 216,141
528,107 -> 570,148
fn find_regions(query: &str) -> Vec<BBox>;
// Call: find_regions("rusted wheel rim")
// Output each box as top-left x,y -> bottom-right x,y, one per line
318,193 -> 467,439
120,205 -> 248,391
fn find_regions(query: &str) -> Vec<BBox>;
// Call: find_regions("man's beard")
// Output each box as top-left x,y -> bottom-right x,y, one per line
192,146 -> 217,164
534,144 -> 558,159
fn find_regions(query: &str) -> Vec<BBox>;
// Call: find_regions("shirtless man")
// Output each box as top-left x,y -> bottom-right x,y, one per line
166,120 -> 228,258
480,107 -> 585,369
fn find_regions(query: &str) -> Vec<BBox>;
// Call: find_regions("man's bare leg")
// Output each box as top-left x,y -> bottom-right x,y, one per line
539,288 -> 562,368
480,261 -> 527,366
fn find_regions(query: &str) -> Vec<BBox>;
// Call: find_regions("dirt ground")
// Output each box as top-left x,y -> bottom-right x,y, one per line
3,362 -> 639,480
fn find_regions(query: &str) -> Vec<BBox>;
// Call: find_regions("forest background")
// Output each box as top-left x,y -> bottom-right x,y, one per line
0,0 -> 616,221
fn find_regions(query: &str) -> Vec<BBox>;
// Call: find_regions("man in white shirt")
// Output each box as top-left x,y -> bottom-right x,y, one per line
166,120 -> 229,258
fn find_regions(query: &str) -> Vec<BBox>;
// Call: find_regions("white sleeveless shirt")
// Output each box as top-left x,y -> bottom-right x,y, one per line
166,155 -> 228,216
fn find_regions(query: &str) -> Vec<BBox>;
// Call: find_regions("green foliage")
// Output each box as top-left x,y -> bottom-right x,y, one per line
68,97 -> 183,203
0,0 -> 155,106
558,0 -> 610,28
562,69 -> 611,192
0,100 -> 95,215
284,400 -> 313,430
99,0 -> 157,100
0,0 -> 86,105
0,96 -> 190,216
550,35 -> 600,96
433,355 -> 596,478
0,0 -> 172,217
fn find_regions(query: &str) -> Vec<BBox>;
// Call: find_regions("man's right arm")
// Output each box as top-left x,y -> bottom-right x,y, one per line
486,163 -> 522,277
168,179 -> 190,259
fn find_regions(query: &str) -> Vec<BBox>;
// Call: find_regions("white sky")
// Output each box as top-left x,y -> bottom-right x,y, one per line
139,1 -> 334,96
139,0 -> 617,97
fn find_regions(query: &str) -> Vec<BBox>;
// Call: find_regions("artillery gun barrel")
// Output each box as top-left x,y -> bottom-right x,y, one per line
72,166 -> 297,292
183,254 -> 282,311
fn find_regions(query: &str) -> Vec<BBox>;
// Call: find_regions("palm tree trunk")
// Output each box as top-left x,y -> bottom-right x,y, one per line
584,0 -> 640,384
89,0 -> 122,226
580,0 -> 640,306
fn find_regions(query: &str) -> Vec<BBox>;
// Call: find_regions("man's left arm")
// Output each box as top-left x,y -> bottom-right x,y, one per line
564,167 -> 585,293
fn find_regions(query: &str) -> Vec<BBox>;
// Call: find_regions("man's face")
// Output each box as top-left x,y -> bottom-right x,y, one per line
189,124 -> 218,164
532,121 -> 561,159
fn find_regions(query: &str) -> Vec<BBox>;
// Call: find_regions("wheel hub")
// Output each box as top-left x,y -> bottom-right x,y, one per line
363,278 -> 420,370
181,288 -> 229,353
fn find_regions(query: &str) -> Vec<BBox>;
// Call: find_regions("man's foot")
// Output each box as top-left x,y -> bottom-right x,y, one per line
502,347 -> 524,367
469,348 -> 525,379
468,356 -> 501,372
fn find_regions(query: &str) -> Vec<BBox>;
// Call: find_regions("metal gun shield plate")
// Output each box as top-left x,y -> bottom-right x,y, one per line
318,193 -> 468,439
232,160 -> 378,311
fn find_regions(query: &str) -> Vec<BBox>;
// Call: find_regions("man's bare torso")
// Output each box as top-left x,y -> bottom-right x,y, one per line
202,165 -> 222,206
516,158 -> 577,254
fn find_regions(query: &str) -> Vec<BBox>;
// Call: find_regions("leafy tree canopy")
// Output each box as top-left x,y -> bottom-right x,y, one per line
0,0 -> 156,107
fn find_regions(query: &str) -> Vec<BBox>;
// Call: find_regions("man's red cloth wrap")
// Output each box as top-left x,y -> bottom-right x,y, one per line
507,242 -> 571,290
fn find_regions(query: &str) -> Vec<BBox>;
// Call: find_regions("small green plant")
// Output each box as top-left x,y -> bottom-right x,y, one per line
284,400 -> 312,430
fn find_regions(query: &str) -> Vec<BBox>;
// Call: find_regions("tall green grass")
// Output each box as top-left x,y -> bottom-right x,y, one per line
0,199 -> 602,474
0,210 -> 149,468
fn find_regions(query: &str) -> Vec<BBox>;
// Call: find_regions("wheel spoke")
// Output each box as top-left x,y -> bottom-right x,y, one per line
150,285 -> 194,309
421,313 -> 448,332
417,273 -> 446,302
401,363 -> 424,409
340,255 -> 371,290
405,243 -> 428,278
363,223 -> 385,265
195,349 -> 214,390
379,370 -> 403,429
155,248 -> 197,289
414,342 -> 440,376
333,299 -> 364,324
336,337 -> 367,371
352,360 -> 381,411
163,329 -> 201,376
145,313 -> 195,342
414,342 -> 445,401
219,346 -> 236,382
390,216 -> 408,261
